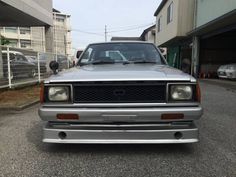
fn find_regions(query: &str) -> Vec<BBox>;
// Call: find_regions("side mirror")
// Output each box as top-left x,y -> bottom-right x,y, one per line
49,61 -> 59,74
76,51 -> 83,59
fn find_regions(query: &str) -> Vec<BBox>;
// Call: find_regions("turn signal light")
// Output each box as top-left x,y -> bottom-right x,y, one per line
196,82 -> 201,103
40,82 -> 44,104
57,114 -> 79,120
161,113 -> 184,120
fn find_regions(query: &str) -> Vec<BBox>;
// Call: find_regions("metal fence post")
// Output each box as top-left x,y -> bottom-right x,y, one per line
37,52 -> 41,83
7,47 -> 12,88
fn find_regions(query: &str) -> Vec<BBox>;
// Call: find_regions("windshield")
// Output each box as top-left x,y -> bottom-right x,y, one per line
78,43 -> 165,65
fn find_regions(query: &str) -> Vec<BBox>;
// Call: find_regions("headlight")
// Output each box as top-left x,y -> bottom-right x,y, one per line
48,86 -> 70,101
170,85 -> 193,101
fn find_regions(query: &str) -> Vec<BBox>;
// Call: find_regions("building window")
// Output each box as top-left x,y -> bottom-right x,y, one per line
8,39 -> 18,48
20,27 -> 31,35
5,27 -> 17,33
56,18 -> 65,22
157,16 -> 162,32
167,2 -> 173,24
55,15 -> 65,23
20,40 -> 31,48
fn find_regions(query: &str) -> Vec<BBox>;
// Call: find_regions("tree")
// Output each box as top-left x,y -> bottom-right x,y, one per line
0,35 -> 10,45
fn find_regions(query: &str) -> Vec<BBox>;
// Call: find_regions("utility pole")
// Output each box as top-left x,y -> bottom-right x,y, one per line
105,25 -> 107,42
53,13 -> 58,62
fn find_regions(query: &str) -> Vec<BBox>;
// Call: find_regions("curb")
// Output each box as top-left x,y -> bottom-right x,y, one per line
0,100 -> 40,111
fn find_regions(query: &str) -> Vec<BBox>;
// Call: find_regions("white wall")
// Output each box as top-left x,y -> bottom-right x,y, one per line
53,13 -> 72,56
155,0 -> 179,46
1,0 -> 53,25
155,0 -> 195,46
144,29 -> 156,44
196,0 -> 236,27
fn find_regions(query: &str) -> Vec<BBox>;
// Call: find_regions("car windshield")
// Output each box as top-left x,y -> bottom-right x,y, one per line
25,56 -> 35,62
78,43 -> 165,65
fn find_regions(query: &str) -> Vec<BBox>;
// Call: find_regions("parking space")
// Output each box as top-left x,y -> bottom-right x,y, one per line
0,81 -> 236,177
199,29 -> 236,79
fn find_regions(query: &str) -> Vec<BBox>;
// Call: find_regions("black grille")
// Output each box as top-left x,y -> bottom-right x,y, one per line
73,82 -> 166,103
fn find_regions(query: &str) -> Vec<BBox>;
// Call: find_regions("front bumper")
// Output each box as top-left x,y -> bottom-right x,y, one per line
43,122 -> 199,144
39,106 -> 203,122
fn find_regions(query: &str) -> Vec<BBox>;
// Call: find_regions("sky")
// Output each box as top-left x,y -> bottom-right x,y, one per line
53,0 -> 162,50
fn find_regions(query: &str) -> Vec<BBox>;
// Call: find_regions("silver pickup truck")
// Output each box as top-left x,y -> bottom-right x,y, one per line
39,42 -> 203,144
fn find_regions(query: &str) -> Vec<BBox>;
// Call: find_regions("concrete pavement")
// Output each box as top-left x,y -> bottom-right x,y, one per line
0,81 -> 236,177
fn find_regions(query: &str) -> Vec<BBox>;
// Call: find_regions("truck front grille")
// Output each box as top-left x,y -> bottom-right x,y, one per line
73,81 -> 166,103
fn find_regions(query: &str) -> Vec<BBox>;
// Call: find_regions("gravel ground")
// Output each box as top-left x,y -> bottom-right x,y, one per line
0,85 -> 40,107
0,81 -> 236,177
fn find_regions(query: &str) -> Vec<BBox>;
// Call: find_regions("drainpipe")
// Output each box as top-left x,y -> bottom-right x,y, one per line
191,0 -> 200,78
0,29 -> 3,79
193,0 -> 198,28
191,36 -> 200,78
0,45 -> 3,79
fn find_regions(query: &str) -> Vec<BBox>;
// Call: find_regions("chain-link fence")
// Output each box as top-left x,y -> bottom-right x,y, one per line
0,45 -> 72,89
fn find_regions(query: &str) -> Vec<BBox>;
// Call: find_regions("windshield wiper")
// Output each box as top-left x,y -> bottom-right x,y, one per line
122,61 -> 131,65
133,61 -> 157,64
91,60 -> 115,65
127,59 -> 158,64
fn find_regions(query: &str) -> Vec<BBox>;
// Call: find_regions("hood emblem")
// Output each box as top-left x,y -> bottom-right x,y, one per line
113,89 -> 126,96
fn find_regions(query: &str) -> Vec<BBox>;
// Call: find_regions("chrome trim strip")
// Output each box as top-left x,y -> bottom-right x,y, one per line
47,78 -> 193,83
102,114 -> 138,117
42,102 -> 200,108
65,123 -> 177,127
43,139 -> 199,144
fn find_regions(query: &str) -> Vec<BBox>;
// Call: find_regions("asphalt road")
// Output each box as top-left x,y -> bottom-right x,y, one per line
0,81 -> 236,177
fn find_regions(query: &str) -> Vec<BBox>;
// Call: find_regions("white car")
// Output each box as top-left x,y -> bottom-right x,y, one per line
217,64 -> 236,79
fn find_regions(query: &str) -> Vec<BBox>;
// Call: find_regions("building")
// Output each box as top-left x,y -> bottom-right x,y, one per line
0,9 -> 72,57
189,0 -> 236,77
0,0 -> 53,26
0,27 -> 45,51
154,0 -> 236,77
111,25 -> 156,44
52,9 -> 72,57
0,0 -> 53,79
140,25 -> 156,44
154,0 -> 195,74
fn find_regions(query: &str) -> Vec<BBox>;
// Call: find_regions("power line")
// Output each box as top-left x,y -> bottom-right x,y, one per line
78,22 -> 154,31
108,23 -> 155,33
108,22 -> 154,31
72,29 -> 105,37
71,22 -> 155,40
72,28 -> 113,38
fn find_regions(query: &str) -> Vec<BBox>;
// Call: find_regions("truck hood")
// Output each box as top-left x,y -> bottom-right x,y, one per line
46,64 -> 196,83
